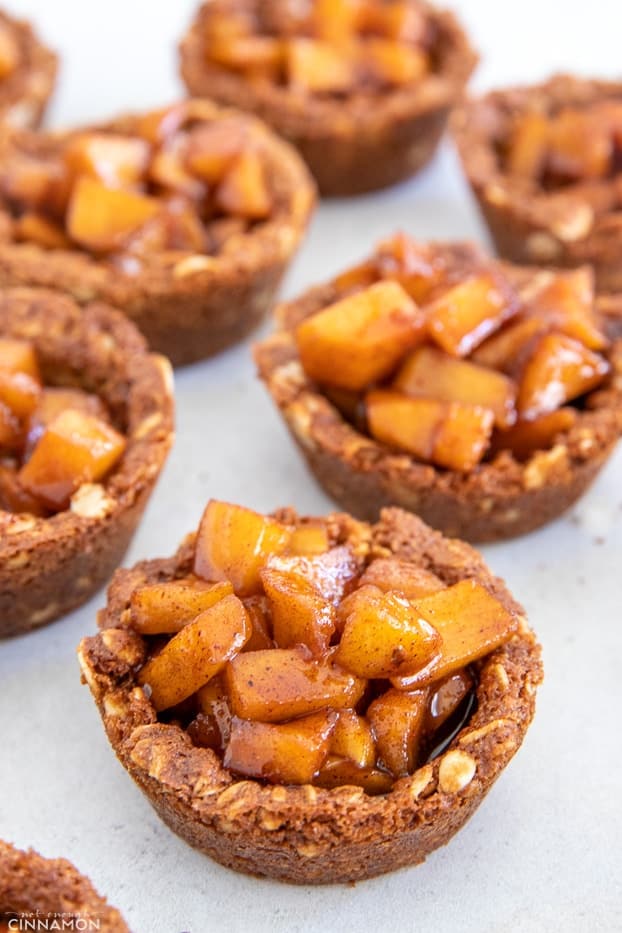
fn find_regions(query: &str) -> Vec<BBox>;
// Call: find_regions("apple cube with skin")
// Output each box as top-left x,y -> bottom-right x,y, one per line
359,558 -> 445,600
19,409 -> 126,510
314,758 -> 394,794
129,578 -> 234,634
366,390 -> 494,472
330,710 -> 376,769
517,333 -> 610,420
63,133 -> 151,189
296,281 -> 427,391
426,272 -> 520,357
471,316 -> 549,374
523,268 -> 607,351
286,38 -> 355,94
25,387 -> 109,458
394,345 -> 518,429
391,579 -> 518,690
287,522 -> 330,557
0,338 -> 40,380
506,112 -> 550,180
138,594 -> 251,711
215,151 -> 272,220
363,39 -> 428,87
335,588 -> 442,679
66,176 -> 161,253
265,545 -> 360,607
193,499 -> 291,597
15,213 -> 72,250
241,595 -> 274,651
0,370 -> 41,419
490,407 -> 577,461
0,24 -> 18,78
367,688 -> 428,777
224,710 -> 337,785
425,669 -> 474,733
225,646 -> 366,722
261,566 -> 336,655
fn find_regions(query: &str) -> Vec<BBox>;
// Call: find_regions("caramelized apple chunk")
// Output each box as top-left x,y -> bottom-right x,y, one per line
194,499 -> 291,596
425,669 -> 474,733
286,38 -> 355,94
138,594 -> 251,711
0,401 -> 22,452
296,281 -> 426,391
265,545 -> 360,606
359,558 -> 445,600
224,710 -> 337,784
66,177 -> 161,253
215,151 -> 272,220
19,409 -> 126,510
130,578 -> 234,635
329,709 -> 376,769
0,23 -> 19,79
0,370 -> 41,419
522,268 -> 607,351
25,387 -> 109,458
426,272 -> 520,357
506,111 -> 550,180
225,646 -> 365,722
490,407 -> 578,461
362,39 -> 428,87
63,133 -> 151,189
367,688 -> 428,777
261,566 -> 335,655
288,522 -> 330,556
0,338 -> 40,380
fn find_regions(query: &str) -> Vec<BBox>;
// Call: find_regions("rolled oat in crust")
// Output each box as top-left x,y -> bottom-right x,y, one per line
180,0 -> 476,196
78,507 -> 542,885
0,840 -> 128,932
454,74 -> 622,293
255,241 -> 622,542
0,288 -> 174,637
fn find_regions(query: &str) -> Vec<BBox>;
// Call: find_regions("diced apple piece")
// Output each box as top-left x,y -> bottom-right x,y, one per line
426,272 -> 520,357
15,213 -> 72,250
0,463 -> 48,515
185,120 -> 247,184
138,594 -> 250,711
547,108 -> 612,181
0,156 -> 67,214
0,24 -> 19,78
425,669 -> 474,733
63,133 -> 151,189
241,595 -> 274,651
193,499 -> 291,596
296,281 -> 427,391
313,0 -> 359,43
359,558 -> 445,600
262,565 -> 335,655
334,584 -> 382,638
367,688 -> 428,777
149,143 -> 206,200
224,710 -> 336,785
191,674 -> 232,750
333,260 -> 378,293
330,709 -> 375,769
225,646 -> 366,722
366,390 -> 494,472
207,35 -> 283,79
335,588 -> 441,679
0,370 -> 41,419
471,316 -> 549,374
391,580 -> 518,690
375,233 -> 444,303
161,198 -> 208,252
394,345 -> 518,429
523,268 -> 607,351
18,409 -> 126,510
506,112 -> 549,179
0,338 -> 40,379
25,387 -> 108,458
266,545 -> 360,606
490,407 -> 578,461
358,1 -> 427,43
129,578 -> 234,634
66,176 -> 161,253
314,757 -> 394,794
363,39 -> 428,86
286,38 -> 355,94
0,401 -> 22,451
214,151 -> 272,220
288,522 -> 330,556
517,333 -> 610,420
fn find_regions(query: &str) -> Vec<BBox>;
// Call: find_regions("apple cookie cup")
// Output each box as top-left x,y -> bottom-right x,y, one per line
79,499 -> 542,885
0,288 -> 174,637
255,236 -> 622,542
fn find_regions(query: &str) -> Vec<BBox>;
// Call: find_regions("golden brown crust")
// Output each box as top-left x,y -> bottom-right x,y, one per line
180,1 -> 477,195
0,288 -> 174,637
454,74 -> 622,292
0,10 -> 57,129
0,101 -> 315,365
78,507 -> 542,884
254,244 -> 622,542
0,840 -> 128,932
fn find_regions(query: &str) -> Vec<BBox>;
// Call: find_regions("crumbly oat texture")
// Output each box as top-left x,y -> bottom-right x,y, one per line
254,243 -> 622,542
0,101 -> 315,365
78,507 -> 542,884
0,840 -> 128,932
0,10 -> 57,129
180,0 -> 477,196
454,74 -> 622,292
0,288 -> 174,637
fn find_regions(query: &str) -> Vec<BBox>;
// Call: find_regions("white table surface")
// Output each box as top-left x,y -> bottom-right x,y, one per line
1,2 -> 621,931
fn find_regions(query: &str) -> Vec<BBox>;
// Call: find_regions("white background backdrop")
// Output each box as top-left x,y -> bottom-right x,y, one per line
1,2 -> 621,931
